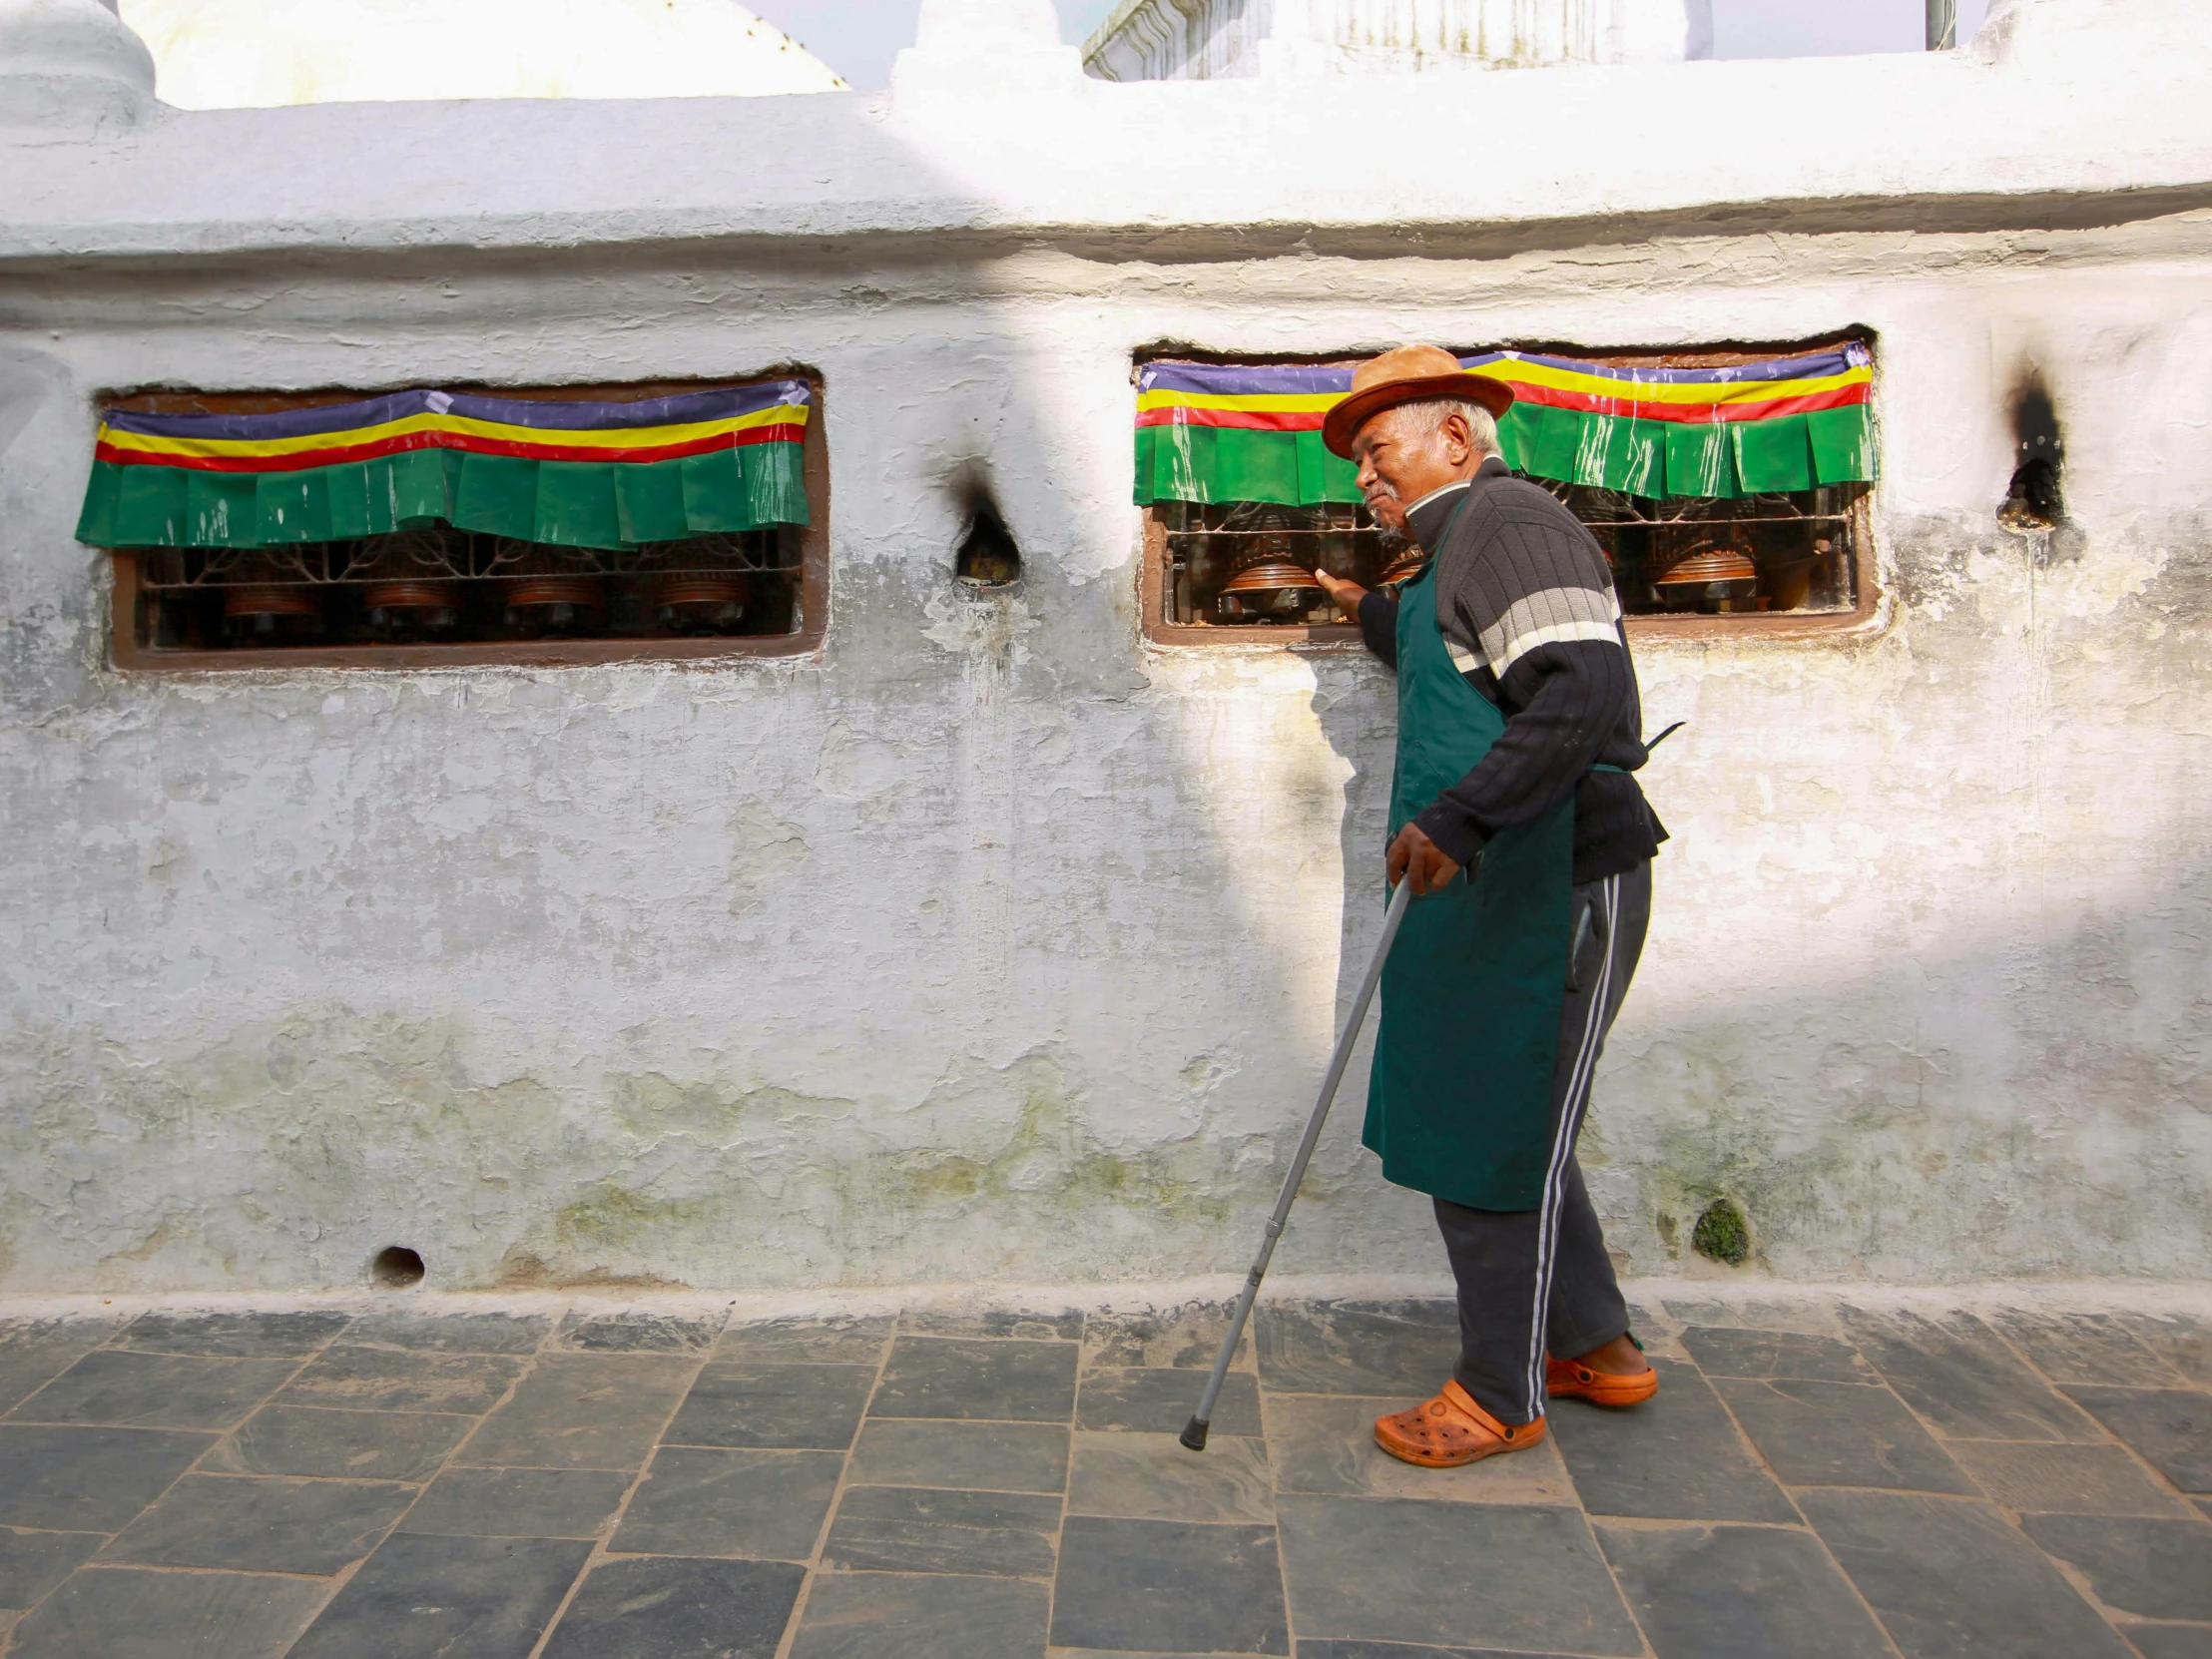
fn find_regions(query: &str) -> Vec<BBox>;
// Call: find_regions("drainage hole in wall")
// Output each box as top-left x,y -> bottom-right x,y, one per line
1998,372 -> 2064,534
371,1246 -> 425,1289
1690,1199 -> 1752,1267
955,493 -> 1022,588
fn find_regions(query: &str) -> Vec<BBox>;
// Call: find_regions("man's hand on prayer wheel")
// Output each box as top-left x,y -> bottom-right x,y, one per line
1314,568 -> 1367,610
1387,823 -> 1461,896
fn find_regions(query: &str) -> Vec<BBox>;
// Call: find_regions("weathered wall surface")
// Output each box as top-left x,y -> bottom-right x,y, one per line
1,0 -> 2208,1292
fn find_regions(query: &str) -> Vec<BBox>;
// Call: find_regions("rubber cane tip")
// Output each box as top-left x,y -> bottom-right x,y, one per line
1179,1415 -> 1211,1452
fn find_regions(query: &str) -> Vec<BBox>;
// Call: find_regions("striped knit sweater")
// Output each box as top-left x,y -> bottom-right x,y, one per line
1356,456 -> 1666,884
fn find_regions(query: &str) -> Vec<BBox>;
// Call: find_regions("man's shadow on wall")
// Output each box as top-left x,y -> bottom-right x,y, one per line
1292,655 -> 1448,1275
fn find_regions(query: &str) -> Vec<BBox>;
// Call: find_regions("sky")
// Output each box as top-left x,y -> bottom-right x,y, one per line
752,0 -> 1994,92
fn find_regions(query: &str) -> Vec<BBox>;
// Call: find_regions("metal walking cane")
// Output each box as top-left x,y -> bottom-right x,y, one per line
1182,875 -> 1417,1452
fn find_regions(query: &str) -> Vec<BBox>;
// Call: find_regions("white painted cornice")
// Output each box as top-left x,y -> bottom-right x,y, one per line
0,0 -> 2203,265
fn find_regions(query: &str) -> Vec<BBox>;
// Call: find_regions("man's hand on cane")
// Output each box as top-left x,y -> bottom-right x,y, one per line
1387,823 -> 1461,896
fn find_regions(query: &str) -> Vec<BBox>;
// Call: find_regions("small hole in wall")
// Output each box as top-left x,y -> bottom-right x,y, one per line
1690,1199 -> 1752,1267
1999,372 -> 2064,534
371,1246 -> 425,1289
954,490 -> 1022,588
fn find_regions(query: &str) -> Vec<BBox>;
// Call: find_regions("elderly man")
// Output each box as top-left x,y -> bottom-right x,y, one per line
1311,345 -> 1663,1467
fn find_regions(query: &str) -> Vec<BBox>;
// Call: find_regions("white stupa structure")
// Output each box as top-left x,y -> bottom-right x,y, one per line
1085,0 -> 1708,80
118,0 -> 847,108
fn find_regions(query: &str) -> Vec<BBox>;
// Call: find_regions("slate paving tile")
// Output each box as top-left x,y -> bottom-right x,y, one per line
1840,1309 -> 2103,1441
1548,1358 -> 1798,1521
1254,1301 -> 1458,1395
99,1471 -> 413,1574
5,1564 -> 326,1659
613,1446 -> 843,1560
1799,1487 -> 2136,1659
1084,1302 -> 1249,1371
715,1315 -> 895,1365
1263,1393 -> 1574,1505
1713,1378 -> 1973,1492
0,1424 -> 215,1531
403,1465 -> 633,1538
822,1484 -> 1060,1576
539,1555 -> 806,1659
2123,1623 -> 2212,1659
276,1344 -> 523,1413
844,1418 -> 1069,1493
1948,1440 -> 2193,1516
554,1311 -> 727,1354
7,1349 -> 297,1429
343,1310 -> 552,1354
456,1354 -> 698,1469
2122,1316 -> 2212,1388
2019,1514 -> 2212,1623
869,1337 -> 1078,1422
663,1361 -> 875,1449
286,1531 -> 592,1659
904,1306 -> 1085,1342
112,1309 -> 352,1358
1679,1327 -> 1875,1382
1995,1312 -> 2181,1388
2066,1387 -> 2212,1492
787,1570 -> 1049,1659
0,1322 -> 125,1416
0,1527 -> 104,1611
1067,1429 -> 1274,1523
1594,1520 -> 1895,1659
1275,1495 -> 1639,1656
1052,1515 -> 1289,1655
209,1403 -> 473,1479
1294,1648 -> 1610,1659
1079,1366 -> 1263,1436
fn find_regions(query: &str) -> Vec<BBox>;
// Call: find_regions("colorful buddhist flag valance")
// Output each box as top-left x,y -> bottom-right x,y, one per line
1133,345 -> 1875,507
77,381 -> 813,553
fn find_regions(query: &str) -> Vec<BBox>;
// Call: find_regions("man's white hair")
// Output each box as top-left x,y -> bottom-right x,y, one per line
1390,397 -> 1502,457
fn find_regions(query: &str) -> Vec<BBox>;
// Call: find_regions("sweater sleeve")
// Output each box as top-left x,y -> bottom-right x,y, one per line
1410,640 -> 1633,864
1407,488 -> 1636,867
1356,589 -> 1399,668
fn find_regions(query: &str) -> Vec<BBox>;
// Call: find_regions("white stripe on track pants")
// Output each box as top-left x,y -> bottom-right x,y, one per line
1431,858 -> 1653,1426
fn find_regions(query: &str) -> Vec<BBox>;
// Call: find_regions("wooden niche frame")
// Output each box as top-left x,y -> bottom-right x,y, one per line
102,372 -> 830,672
1137,340 -> 1883,650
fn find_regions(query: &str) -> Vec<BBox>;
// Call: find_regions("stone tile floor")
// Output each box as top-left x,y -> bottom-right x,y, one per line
0,1289 -> 2208,1657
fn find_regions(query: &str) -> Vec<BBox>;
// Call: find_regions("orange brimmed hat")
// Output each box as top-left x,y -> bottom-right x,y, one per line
1322,344 -> 1516,459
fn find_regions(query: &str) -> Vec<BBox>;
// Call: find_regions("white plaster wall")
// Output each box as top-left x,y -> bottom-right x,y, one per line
0,0 -> 2208,1293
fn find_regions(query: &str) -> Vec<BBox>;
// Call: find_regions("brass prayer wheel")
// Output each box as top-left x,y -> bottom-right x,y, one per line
223,583 -> 323,641
504,576 -> 607,637
1651,546 -> 1759,611
653,573 -> 750,635
362,580 -> 462,636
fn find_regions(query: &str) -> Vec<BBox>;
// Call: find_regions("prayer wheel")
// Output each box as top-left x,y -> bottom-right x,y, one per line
362,580 -> 462,636
223,583 -> 323,642
653,573 -> 750,635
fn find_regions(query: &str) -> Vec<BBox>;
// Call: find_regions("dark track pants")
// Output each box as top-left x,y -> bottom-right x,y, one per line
1434,859 -> 1652,1425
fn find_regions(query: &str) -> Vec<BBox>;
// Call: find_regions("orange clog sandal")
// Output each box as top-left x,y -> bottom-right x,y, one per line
1374,1380 -> 1545,1467
1546,1354 -> 1659,1407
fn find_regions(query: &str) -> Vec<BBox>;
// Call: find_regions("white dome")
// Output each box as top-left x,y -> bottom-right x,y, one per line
119,0 -> 848,109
